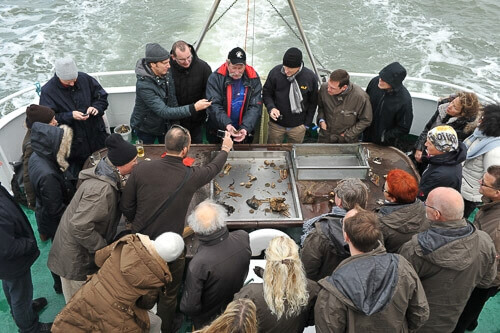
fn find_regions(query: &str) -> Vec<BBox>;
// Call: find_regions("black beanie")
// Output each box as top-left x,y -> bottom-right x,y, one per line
283,47 -> 302,68
145,43 -> 170,63
26,104 -> 55,129
105,134 -> 137,166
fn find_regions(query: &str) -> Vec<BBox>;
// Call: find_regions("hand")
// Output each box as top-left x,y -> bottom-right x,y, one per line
269,108 -> 280,121
86,107 -> 99,116
221,132 -> 233,152
415,150 -> 423,162
319,121 -> 327,131
73,110 -> 89,121
253,266 -> 264,278
226,124 -> 238,136
233,129 -> 247,142
194,99 -> 212,111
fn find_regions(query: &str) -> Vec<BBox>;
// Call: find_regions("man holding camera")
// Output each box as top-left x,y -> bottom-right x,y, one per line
263,47 -> 318,144
206,47 -> 262,144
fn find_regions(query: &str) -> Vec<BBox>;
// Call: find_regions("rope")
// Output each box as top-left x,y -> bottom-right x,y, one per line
244,0 -> 250,50
251,0 -> 256,66
208,0 -> 239,31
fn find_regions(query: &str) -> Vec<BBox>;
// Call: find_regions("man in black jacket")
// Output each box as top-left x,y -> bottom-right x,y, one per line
40,56 -> 109,177
170,41 -> 212,143
263,47 -> 318,143
363,61 -> 413,149
0,162 -> 52,332
180,199 -> 251,329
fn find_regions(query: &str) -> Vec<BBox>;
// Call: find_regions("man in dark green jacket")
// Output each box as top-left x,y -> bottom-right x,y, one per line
130,43 -> 211,144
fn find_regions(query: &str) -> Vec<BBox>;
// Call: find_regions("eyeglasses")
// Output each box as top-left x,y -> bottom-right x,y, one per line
175,55 -> 192,63
170,124 -> 189,135
424,201 -> 441,215
479,177 -> 498,190
381,181 -> 392,196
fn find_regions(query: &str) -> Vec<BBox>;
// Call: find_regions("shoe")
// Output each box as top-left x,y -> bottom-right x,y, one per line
466,320 -> 478,331
32,297 -> 48,313
39,322 -> 52,332
53,284 -> 63,294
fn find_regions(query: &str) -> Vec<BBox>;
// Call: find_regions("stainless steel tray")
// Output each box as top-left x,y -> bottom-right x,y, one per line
210,151 -> 302,222
292,144 -> 369,180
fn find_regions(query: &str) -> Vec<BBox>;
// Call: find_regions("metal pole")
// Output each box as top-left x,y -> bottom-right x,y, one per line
287,0 -> 321,81
194,0 -> 222,52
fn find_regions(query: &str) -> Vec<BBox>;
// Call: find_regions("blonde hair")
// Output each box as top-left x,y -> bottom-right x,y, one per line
193,298 -> 257,333
263,236 -> 308,320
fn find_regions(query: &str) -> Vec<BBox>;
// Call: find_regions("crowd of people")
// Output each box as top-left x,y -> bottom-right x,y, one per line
0,42 -> 499,333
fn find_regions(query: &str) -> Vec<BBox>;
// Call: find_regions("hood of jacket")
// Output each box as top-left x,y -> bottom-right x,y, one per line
378,200 -> 427,233
325,244 -> 399,316
135,58 -> 157,79
319,216 -> 350,257
169,43 -> 199,73
78,157 -> 120,190
30,122 -> 73,171
417,219 -> 476,270
378,62 -> 407,91
425,141 -> 467,166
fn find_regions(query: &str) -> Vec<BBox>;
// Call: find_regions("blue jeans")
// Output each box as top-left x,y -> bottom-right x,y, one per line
2,270 -> 40,333
135,129 -> 165,144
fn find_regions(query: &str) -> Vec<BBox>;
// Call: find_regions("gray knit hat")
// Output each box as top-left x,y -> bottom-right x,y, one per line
55,57 -> 78,80
145,43 -> 170,63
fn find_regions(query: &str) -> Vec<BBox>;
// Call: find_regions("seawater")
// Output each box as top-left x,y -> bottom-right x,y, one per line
1,0 -> 499,115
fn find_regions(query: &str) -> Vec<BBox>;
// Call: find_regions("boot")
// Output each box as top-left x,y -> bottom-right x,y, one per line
32,297 -> 48,313
39,322 -> 52,332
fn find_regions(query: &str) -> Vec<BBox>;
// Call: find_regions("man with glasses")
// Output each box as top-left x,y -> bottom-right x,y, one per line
400,187 -> 497,333
130,43 -> 211,144
317,69 -> 372,143
40,56 -> 109,178
454,165 -> 500,332
170,41 -> 212,144
121,125 -> 233,333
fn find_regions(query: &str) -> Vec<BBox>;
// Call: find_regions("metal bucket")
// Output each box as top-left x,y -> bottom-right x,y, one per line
113,124 -> 131,142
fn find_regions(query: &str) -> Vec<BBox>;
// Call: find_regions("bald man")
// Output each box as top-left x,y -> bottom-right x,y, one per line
180,200 -> 251,329
399,187 -> 497,333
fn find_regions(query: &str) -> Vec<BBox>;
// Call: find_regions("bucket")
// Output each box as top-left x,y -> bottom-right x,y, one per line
113,124 -> 131,142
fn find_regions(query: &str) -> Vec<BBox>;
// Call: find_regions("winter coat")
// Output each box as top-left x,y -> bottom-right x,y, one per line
169,44 -> 212,126
28,123 -> 75,238
475,199 -> 500,286
317,82 -> 372,143
180,227 -> 251,329
234,279 -> 320,333
130,59 -> 196,136
121,151 -> 227,238
206,63 -> 263,134
315,244 -> 429,333
262,64 -> 318,128
0,182 -> 40,280
301,215 -> 350,281
414,100 -> 476,151
48,157 -> 122,281
399,219 -> 497,332
418,141 -> 467,201
40,72 -> 109,165
22,129 -> 36,208
363,63 -> 413,147
52,234 -> 172,333
376,200 -> 430,253
461,133 -> 500,202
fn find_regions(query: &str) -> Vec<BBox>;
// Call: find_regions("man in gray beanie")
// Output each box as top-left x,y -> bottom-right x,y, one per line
40,56 -> 109,178
48,133 -> 138,303
130,42 -> 211,144
263,47 -> 318,144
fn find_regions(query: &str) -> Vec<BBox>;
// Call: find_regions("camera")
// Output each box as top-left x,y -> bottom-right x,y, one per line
217,129 -> 226,138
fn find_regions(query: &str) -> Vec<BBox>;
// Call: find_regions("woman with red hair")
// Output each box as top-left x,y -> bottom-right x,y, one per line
376,169 -> 430,252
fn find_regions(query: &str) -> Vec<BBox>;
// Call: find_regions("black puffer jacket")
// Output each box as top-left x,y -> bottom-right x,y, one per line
363,62 -> 413,147
418,141 -> 467,201
40,72 -> 109,166
169,44 -> 212,126
0,182 -> 40,280
28,123 -> 75,238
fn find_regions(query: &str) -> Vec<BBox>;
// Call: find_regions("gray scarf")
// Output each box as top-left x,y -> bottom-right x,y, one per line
281,64 -> 303,114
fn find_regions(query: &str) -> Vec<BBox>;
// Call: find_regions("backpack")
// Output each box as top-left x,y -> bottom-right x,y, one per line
10,159 -> 28,207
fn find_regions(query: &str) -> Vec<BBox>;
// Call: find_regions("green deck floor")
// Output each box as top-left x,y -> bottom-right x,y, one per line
1,206 -> 499,332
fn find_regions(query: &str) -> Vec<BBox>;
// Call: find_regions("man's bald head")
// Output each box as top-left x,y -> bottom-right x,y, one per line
187,199 -> 227,235
426,187 -> 464,221
164,126 -> 191,153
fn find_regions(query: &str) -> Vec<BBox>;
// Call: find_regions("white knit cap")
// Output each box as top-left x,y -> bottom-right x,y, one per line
153,232 -> 184,263
55,57 -> 78,80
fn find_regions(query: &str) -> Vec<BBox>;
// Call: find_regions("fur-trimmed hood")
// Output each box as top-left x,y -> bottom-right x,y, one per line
30,122 -> 73,171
